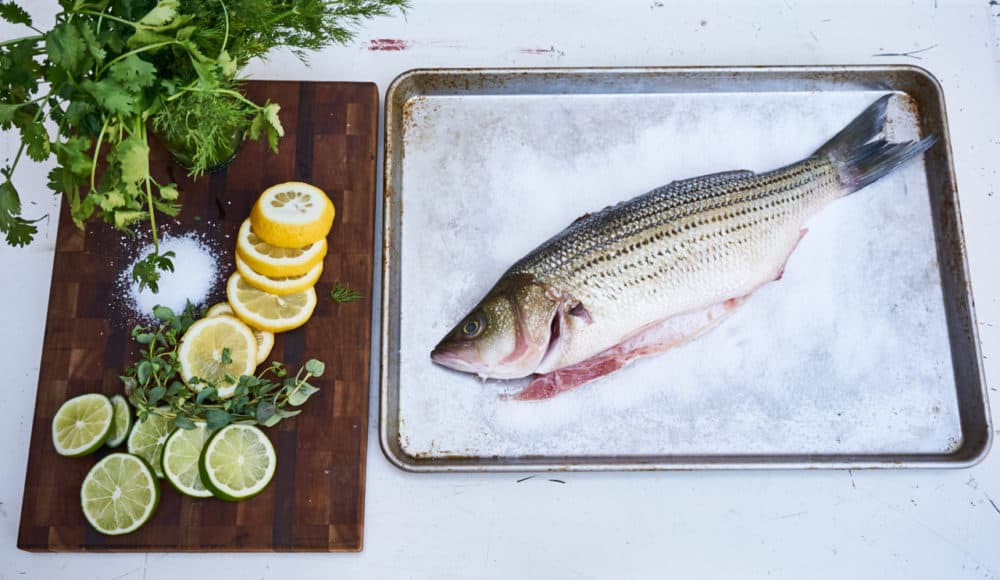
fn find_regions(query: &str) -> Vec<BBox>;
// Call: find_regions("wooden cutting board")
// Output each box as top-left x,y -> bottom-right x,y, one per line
17,81 -> 377,552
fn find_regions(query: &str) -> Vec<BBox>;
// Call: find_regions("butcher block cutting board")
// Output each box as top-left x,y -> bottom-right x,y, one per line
17,81 -> 377,552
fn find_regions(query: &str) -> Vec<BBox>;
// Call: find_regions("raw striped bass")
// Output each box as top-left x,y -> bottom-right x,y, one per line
430,95 -> 936,400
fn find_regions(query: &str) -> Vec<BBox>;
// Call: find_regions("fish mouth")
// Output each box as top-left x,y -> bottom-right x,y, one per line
431,343 -> 480,374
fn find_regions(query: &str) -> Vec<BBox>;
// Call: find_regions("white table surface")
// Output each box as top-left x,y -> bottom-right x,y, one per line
3,1 -> 1000,578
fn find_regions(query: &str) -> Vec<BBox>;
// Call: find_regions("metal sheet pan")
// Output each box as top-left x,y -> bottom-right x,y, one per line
379,66 -> 991,471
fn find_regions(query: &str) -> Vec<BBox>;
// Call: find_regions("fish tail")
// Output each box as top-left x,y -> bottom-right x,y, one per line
814,94 -> 937,195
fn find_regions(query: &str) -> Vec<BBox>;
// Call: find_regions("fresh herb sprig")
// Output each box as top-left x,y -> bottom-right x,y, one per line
0,0 -> 407,291
330,280 -> 362,303
121,303 -> 325,430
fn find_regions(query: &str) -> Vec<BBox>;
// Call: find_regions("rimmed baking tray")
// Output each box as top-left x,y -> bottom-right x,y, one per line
380,66 -> 990,471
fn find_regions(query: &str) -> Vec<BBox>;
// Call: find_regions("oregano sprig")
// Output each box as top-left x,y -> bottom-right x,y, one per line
121,303 -> 325,430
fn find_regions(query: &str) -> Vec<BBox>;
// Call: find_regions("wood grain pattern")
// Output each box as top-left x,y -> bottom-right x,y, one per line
17,81 -> 377,552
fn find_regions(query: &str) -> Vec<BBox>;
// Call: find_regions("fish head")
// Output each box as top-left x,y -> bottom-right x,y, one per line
431,275 -> 561,379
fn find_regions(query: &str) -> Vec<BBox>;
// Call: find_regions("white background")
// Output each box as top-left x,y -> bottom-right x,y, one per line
2,1 -> 1000,578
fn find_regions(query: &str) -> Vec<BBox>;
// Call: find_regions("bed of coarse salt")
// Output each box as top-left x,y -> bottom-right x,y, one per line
394,90 -> 961,461
119,233 -> 222,319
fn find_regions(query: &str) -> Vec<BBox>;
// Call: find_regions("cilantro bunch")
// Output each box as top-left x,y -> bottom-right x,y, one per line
0,0 -> 406,291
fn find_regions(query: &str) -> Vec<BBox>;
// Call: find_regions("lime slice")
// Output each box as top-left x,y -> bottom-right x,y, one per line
127,412 -> 174,478
105,394 -> 133,448
52,393 -> 114,457
81,453 -> 160,535
162,423 -> 213,498
199,424 -> 276,501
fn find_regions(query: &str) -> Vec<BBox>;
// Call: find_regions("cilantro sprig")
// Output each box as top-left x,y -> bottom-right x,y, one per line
0,0 -> 407,291
122,303 -> 326,430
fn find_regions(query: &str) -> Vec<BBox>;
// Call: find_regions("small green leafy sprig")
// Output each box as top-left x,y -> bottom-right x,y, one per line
330,280 -> 361,303
121,303 -> 324,430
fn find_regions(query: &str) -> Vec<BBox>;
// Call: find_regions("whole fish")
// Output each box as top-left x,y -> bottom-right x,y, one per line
431,96 -> 936,400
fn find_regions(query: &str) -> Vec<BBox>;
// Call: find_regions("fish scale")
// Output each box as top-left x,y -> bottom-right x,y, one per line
511,158 -> 839,311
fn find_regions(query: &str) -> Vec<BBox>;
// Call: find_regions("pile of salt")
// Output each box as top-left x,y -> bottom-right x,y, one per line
125,234 -> 220,317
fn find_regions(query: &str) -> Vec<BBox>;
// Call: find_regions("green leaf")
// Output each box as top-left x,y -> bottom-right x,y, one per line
148,385 -> 166,405
276,408 -> 301,419
135,332 -> 155,344
166,380 -> 184,396
114,209 -> 145,229
107,54 -> 157,90
304,359 -> 325,377
126,28 -> 174,50
0,180 -> 38,246
78,19 -> 106,63
45,21 -> 86,76
204,409 -> 231,430
0,2 -> 31,26
0,103 -> 19,128
137,360 -> 153,385
114,136 -> 150,183
80,79 -> 136,116
217,50 -> 237,77
20,122 -> 49,162
260,412 -> 283,428
255,402 -> 276,423
98,188 -> 127,211
288,383 -> 319,406
195,386 -> 216,405
220,347 -> 232,365
172,415 -> 196,430
153,305 -> 174,320
137,0 -> 180,28
52,136 -> 93,176
158,182 -> 178,200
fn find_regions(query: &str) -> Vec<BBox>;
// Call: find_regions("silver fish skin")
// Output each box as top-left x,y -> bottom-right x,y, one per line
431,95 -> 936,397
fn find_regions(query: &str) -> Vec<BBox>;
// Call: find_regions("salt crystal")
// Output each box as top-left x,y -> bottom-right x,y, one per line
124,234 -> 220,318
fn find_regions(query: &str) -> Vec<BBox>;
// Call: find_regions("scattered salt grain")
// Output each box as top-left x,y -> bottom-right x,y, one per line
124,234 -> 220,318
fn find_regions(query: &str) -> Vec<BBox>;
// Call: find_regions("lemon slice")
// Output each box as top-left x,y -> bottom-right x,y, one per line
199,424 -> 277,501
127,412 -> 173,478
52,393 -> 114,457
204,301 -> 275,365
162,423 -> 213,498
249,181 -> 335,248
205,302 -> 234,318
105,394 -> 132,448
81,453 -> 160,535
177,316 -> 258,398
226,272 -> 317,333
235,251 -> 323,296
235,218 -> 327,278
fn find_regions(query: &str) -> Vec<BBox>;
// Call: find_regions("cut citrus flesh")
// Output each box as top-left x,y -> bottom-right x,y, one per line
52,393 -> 114,457
205,302 -> 234,318
162,423 -> 213,498
236,218 -> 327,278
249,181 -> 335,248
235,251 -> 323,296
226,272 -> 317,333
81,453 -> 160,535
177,316 -> 258,398
199,424 -> 277,501
204,301 -> 274,365
126,412 -> 173,478
105,394 -> 132,448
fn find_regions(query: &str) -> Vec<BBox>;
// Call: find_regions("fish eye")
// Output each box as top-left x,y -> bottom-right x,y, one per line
461,316 -> 484,337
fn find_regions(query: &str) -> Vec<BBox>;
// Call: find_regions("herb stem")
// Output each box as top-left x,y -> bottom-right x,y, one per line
76,10 -> 136,28
168,86 -> 260,110
90,116 -> 111,191
97,41 -> 182,76
140,123 -> 160,254
218,0 -> 230,56
0,34 -> 42,48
